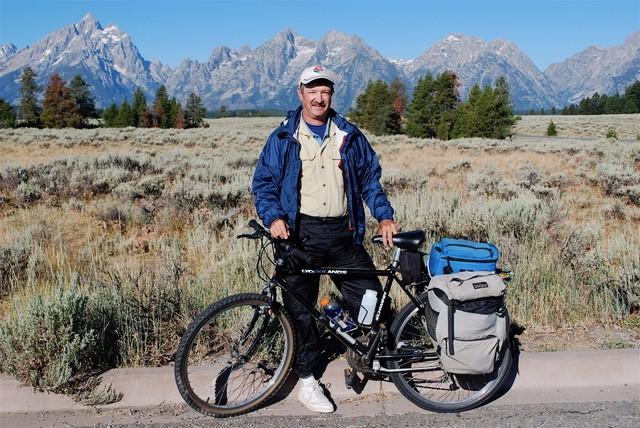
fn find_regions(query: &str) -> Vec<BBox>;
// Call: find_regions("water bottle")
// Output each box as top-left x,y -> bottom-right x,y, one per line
320,296 -> 357,333
357,289 -> 378,326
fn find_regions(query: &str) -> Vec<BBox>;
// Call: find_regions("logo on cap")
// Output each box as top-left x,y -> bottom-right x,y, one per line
312,65 -> 325,73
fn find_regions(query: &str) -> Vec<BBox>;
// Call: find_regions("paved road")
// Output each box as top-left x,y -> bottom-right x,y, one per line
2,400 -> 638,427
2,349 -> 638,427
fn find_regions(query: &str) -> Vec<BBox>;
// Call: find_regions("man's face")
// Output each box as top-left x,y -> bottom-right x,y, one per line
297,80 -> 333,124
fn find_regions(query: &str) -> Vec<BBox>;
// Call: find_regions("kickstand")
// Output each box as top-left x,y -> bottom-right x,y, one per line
344,368 -> 369,394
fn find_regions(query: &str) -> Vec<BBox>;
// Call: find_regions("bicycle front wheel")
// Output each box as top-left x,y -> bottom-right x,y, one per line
174,293 -> 295,417
388,293 -> 512,412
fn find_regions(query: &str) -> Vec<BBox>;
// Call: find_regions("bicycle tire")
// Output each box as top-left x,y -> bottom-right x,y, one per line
388,292 -> 512,412
174,293 -> 296,417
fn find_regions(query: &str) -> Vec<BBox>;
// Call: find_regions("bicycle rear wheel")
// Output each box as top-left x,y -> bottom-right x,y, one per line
174,293 -> 295,417
388,293 -> 512,412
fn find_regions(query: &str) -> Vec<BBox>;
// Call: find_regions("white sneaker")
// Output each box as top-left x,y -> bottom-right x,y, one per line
297,379 -> 335,413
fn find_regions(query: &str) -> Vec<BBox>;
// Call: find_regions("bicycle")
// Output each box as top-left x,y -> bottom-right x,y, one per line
174,219 -> 513,417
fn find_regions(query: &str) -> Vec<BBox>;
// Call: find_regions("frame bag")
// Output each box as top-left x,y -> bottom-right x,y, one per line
427,271 -> 508,374
428,238 -> 500,276
399,250 -> 427,285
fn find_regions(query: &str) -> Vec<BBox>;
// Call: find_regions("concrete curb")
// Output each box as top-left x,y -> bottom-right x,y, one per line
1,349 -> 638,414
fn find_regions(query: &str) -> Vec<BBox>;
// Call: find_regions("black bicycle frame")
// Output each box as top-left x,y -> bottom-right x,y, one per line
268,247 -> 430,368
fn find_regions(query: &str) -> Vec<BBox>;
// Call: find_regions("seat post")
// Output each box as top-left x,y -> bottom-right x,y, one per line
391,247 -> 402,268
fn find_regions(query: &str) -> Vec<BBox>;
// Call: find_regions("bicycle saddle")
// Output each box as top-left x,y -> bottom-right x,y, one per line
371,230 -> 425,250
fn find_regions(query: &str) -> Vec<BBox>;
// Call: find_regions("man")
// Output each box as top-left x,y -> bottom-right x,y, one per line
252,65 -> 398,413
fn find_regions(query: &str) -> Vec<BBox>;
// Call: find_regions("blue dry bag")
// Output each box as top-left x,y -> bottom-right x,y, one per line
428,238 -> 500,276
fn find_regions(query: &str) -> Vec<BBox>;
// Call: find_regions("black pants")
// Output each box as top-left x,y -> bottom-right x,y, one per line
283,214 -> 381,378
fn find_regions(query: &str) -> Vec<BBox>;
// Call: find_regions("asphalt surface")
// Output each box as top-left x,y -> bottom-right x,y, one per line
1,349 -> 638,427
2,400 -> 638,427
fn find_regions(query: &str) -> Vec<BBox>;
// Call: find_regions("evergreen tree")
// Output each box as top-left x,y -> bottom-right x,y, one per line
624,81 -> 640,112
452,84 -> 484,138
546,120 -> 557,136
41,74 -> 81,128
452,78 -> 517,139
69,74 -> 97,127
131,87 -> 148,127
434,71 -> 460,139
405,74 -> 437,138
102,103 -> 119,127
167,98 -> 181,128
490,76 -> 518,138
115,100 -> 135,127
622,98 -> 638,114
18,66 -> 40,126
405,71 -> 459,139
184,92 -> 206,128
349,80 -> 399,135
0,99 -> 16,128
153,85 -> 171,128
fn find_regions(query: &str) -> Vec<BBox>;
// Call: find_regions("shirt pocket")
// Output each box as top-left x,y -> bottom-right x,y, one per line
329,146 -> 343,168
299,146 -> 316,177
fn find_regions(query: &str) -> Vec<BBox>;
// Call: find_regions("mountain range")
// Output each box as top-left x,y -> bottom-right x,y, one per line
1,13 -> 638,111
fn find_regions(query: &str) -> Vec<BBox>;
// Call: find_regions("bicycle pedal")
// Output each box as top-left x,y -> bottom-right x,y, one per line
344,368 -> 355,389
344,368 -> 366,393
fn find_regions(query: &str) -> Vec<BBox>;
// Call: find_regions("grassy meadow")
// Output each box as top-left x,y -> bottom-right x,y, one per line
0,114 -> 639,399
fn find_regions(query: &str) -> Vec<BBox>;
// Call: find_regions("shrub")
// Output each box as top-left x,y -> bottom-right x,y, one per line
0,232 -> 34,297
16,182 -> 42,203
467,166 -> 518,200
606,127 -> 618,139
0,287 -> 100,392
546,120 -> 557,136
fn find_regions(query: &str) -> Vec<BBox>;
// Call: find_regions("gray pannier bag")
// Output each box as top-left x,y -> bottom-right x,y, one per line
427,271 -> 508,374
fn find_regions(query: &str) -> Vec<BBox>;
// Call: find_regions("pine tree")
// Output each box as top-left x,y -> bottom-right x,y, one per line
405,74 -> 437,138
153,85 -> 171,128
546,120 -> 557,136
115,100 -> 135,127
405,71 -> 459,139
184,92 -> 206,128
490,76 -> 518,138
69,74 -> 97,127
167,98 -> 181,128
102,103 -> 119,127
131,87 -> 148,127
0,98 -> 16,128
349,80 -> 399,135
18,66 -> 40,127
41,74 -> 81,128
624,80 -> 640,112
434,71 -> 460,139
452,84 -> 482,138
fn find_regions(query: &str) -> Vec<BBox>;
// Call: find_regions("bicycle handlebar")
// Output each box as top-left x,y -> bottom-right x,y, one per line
239,219 -> 315,265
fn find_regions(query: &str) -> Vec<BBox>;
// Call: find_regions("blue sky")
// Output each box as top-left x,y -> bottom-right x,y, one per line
0,0 -> 638,70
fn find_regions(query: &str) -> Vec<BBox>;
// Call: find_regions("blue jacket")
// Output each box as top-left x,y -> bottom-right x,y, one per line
252,106 -> 394,244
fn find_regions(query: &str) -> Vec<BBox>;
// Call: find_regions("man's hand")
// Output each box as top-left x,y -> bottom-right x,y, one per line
269,219 -> 289,239
379,219 -> 399,247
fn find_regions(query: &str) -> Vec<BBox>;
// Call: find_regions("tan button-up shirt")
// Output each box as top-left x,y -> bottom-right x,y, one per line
297,119 -> 349,217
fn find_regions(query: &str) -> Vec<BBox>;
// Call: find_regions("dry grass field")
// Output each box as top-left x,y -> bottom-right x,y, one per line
515,114 -> 639,140
0,115 -> 638,399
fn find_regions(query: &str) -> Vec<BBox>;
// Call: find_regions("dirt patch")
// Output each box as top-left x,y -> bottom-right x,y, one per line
515,323 -> 640,352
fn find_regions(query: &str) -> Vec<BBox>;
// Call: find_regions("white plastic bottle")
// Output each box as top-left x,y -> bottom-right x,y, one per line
357,289 -> 378,326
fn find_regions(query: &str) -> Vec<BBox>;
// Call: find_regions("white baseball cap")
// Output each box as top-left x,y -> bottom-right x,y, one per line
298,65 -> 335,87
